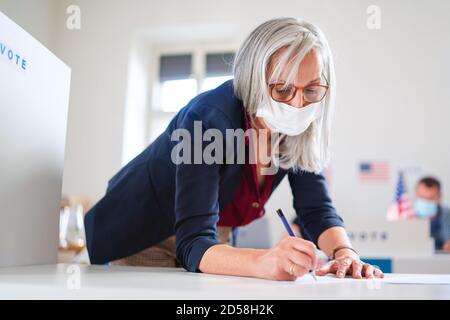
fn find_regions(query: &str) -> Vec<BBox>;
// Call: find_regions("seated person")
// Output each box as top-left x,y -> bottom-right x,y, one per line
414,177 -> 450,252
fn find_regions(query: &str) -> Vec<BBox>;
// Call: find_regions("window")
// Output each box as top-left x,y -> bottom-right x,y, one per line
201,52 -> 234,92
148,47 -> 236,143
158,54 -> 197,112
154,50 -> 235,113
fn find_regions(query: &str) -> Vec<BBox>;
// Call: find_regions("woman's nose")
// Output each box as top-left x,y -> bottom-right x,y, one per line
290,89 -> 305,108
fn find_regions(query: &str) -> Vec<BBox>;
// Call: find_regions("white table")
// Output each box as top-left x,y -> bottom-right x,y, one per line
0,264 -> 449,299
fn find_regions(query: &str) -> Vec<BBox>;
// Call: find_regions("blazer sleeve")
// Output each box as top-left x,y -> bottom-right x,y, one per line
288,169 -> 345,246
173,107 -> 231,272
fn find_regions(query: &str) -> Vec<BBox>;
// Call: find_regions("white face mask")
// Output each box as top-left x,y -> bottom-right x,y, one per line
256,99 -> 323,136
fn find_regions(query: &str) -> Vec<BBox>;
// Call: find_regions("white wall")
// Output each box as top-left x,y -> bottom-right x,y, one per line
0,0 -> 57,52
1,1 -> 450,242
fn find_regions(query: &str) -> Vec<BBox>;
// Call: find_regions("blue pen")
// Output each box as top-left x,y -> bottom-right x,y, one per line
276,208 -> 317,281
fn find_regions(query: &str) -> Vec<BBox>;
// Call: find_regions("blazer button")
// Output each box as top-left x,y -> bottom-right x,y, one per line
252,202 -> 260,209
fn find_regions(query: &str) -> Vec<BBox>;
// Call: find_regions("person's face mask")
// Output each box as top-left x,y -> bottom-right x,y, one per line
414,198 -> 438,218
256,99 -> 322,136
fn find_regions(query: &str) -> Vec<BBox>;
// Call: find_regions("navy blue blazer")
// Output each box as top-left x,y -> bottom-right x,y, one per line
84,80 -> 344,272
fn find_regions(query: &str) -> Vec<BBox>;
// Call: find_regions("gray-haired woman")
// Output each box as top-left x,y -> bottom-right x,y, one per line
84,17 -> 384,281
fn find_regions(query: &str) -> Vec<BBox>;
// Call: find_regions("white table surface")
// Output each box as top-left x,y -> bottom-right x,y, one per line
0,264 -> 449,300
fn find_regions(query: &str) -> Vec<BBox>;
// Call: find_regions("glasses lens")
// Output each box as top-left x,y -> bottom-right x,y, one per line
271,84 -> 295,102
304,85 -> 327,103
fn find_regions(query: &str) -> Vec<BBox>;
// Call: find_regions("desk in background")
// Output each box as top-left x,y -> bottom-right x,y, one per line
361,253 -> 450,273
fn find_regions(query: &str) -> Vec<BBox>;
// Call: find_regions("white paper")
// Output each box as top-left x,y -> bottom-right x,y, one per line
295,274 -> 450,285
382,275 -> 450,285
295,274 -> 361,284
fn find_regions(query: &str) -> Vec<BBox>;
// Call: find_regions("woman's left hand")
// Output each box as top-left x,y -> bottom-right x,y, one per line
315,249 -> 384,279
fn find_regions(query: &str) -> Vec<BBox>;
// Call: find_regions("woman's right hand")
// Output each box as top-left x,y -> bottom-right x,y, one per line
254,235 -> 317,281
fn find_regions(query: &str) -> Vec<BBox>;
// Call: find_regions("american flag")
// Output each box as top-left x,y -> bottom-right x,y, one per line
359,161 -> 390,182
386,171 -> 415,221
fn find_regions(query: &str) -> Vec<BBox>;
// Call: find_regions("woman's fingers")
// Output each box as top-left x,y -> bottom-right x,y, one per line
287,237 -> 317,268
287,260 -> 308,278
315,258 -> 384,280
351,260 -> 363,279
279,257 -> 298,281
336,258 -> 351,278
315,260 -> 335,276
274,236 -> 318,281
363,264 -> 375,278
374,266 -> 384,278
287,248 -> 313,271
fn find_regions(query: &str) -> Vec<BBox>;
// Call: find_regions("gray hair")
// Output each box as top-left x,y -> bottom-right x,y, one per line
233,17 -> 336,173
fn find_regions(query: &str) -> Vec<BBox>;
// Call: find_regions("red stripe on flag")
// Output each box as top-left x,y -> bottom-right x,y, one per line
359,162 -> 389,181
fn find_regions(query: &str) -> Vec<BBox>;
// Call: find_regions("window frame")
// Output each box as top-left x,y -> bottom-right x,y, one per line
147,43 -> 237,142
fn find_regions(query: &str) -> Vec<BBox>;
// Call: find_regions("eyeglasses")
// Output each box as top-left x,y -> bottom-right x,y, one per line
269,78 -> 329,104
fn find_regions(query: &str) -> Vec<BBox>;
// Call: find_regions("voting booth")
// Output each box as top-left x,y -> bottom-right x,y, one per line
0,12 -> 71,267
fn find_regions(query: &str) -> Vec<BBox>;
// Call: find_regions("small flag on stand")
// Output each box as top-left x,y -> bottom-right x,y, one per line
386,171 -> 415,221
